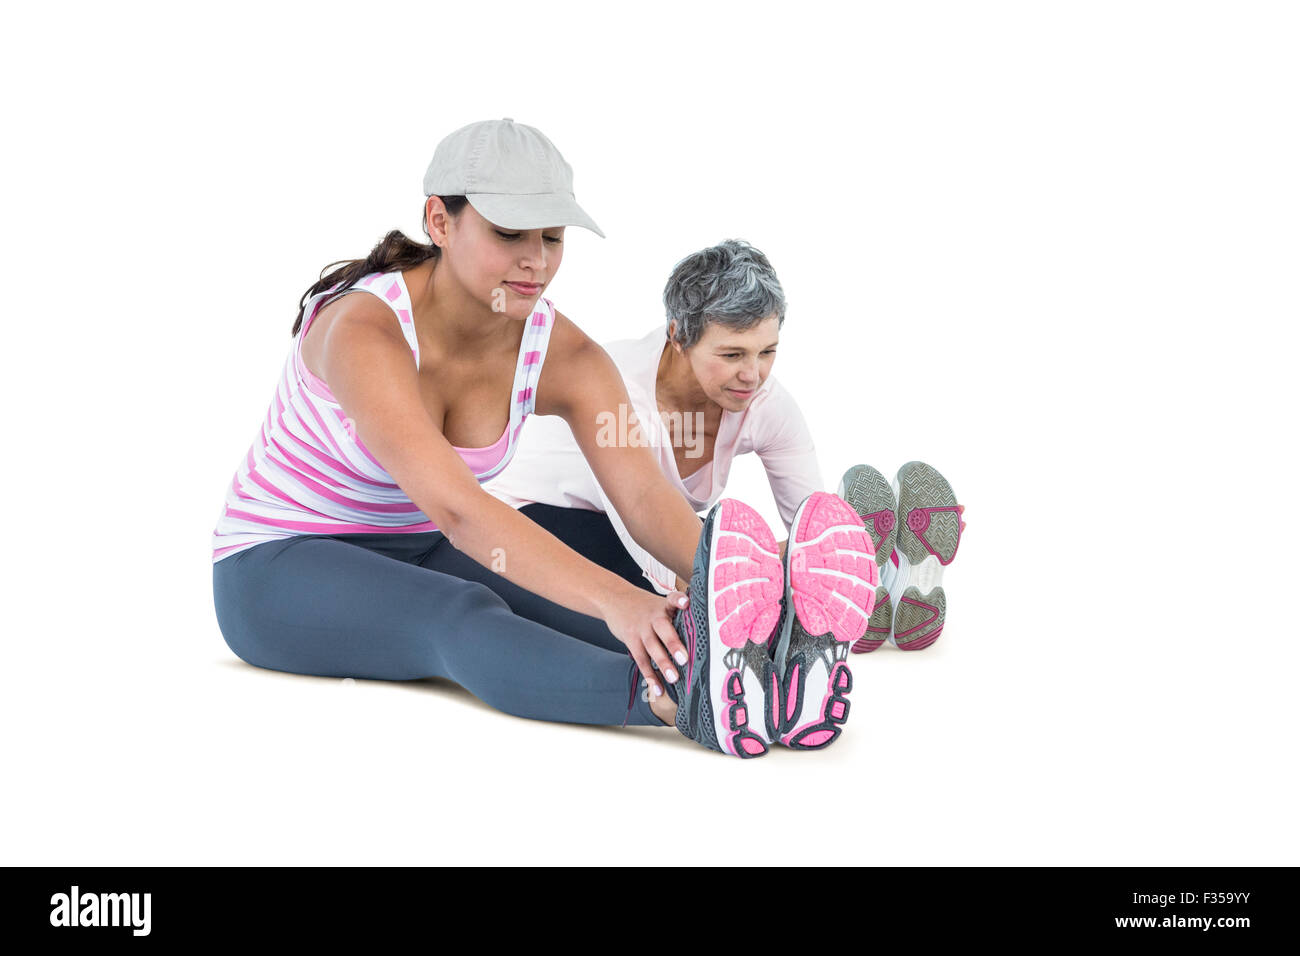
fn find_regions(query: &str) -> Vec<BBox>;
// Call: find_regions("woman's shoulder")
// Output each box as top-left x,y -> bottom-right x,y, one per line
543,307 -> 601,362
533,308 -> 637,417
311,277 -> 404,333
754,371 -> 798,408
541,310 -> 658,359
742,373 -> 813,440
302,274 -> 411,370
600,325 -> 665,371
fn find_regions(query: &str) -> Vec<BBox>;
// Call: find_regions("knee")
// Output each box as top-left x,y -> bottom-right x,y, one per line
439,576 -> 511,619
212,588 -> 261,669
212,565 -> 276,670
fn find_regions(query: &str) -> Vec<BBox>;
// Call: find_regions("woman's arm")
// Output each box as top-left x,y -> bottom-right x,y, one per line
534,313 -> 703,586
318,299 -> 688,694
591,482 -> 681,594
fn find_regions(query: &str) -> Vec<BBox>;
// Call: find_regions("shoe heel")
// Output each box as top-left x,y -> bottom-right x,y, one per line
784,662 -> 853,750
894,587 -> 945,650
851,589 -> 892,653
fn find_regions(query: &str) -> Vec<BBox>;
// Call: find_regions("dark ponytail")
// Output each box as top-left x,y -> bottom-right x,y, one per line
291,196 -> 470,336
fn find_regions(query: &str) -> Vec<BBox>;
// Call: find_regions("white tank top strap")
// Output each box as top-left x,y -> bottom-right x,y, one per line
470,295 -> 557,482
511,295 -> 556,419
300,271 -> 420,368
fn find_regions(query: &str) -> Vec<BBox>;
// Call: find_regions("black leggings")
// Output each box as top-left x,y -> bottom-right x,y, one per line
518,504 -> 658,594
212,504 -> 664,726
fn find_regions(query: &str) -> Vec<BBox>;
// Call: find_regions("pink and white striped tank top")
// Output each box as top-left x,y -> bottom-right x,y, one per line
211,270 -> 556,563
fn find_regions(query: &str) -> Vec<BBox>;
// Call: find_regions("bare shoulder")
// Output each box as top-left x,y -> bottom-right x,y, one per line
303,288 -> 408,371
318,287 -> 403,336
535,309 -> 620,416
544,308 -> 600,361
545,308 -> 620,373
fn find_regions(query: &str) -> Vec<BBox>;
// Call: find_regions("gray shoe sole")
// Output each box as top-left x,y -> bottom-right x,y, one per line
892,461 -> 962,650
837,464 -> 897,653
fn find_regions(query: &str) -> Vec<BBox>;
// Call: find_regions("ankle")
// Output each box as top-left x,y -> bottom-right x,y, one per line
649,691 -> 677,727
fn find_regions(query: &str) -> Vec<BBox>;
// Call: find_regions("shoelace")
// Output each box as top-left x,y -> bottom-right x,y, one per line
621,658 -> 641,728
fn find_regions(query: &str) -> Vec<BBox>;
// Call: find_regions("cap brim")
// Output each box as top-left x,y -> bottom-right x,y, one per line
466,192 -> 605,238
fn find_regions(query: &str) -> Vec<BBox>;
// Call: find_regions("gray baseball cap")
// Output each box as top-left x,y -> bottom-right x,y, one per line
423,117 -> 605,238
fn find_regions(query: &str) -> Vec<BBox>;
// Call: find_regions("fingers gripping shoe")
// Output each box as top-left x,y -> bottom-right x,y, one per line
767,492 -> 878,750
674,499 -> 784,758
836,464 -> 898,653
884,461 -> 964,651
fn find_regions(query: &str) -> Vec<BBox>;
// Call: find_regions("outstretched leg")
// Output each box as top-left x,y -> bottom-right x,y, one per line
212,533 -> 662,726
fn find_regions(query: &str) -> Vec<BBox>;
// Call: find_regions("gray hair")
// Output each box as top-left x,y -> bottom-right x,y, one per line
662,239 -> 786,349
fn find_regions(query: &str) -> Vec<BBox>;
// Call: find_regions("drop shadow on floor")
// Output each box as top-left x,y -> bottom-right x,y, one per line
215,659 -> 697,752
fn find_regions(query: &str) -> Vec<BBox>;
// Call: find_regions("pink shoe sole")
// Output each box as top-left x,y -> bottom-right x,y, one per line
788,493 -> 877,645
710,499 -> 783,756
711,500 -> 784,650
780,492 -> 878,749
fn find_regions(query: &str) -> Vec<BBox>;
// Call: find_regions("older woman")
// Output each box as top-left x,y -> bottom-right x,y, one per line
485,240 -> 822,594
482,241 -> 902,747
484,241 -> 967,669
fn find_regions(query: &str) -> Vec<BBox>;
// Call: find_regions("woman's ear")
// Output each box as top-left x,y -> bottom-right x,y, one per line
668,320 -> 683,353
426,196 -> 449,249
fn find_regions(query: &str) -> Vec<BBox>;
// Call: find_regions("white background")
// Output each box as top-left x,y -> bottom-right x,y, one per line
2,0 -> 1296,865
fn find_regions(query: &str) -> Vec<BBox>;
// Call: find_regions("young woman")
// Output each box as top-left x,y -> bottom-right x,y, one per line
209,118 -> 878,757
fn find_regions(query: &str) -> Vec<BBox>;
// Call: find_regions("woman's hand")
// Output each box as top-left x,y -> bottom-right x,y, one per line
600,587 -> 692,699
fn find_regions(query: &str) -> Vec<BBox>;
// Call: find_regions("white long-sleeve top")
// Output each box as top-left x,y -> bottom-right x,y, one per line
482,326 -> 824,592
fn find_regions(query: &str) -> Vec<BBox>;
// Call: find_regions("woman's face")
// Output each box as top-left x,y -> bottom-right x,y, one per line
428,199 -> 565,320
676,315 -> 781,412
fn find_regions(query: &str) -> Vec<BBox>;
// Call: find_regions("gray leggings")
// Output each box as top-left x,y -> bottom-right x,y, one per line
211,505 -> 666,727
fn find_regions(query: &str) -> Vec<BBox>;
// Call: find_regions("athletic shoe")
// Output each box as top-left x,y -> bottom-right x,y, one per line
673,499 -> 784,757
883,461 -> 964,650
766,492 -> 878,750
836,464 -> 898,653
